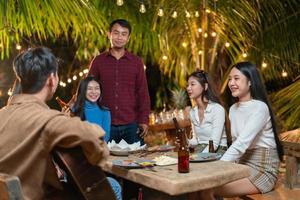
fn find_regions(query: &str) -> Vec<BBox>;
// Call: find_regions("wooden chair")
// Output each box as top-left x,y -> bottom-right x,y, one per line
0,173 -> 24,200
53,147 -> 117,200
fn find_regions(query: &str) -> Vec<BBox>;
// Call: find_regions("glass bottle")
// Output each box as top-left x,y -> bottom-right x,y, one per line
55,96 -> 69,108
173,118 -> 189,173
209,139 -> 214,153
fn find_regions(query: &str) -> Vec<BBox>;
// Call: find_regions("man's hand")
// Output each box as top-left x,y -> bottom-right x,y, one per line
138,123 -> 149,138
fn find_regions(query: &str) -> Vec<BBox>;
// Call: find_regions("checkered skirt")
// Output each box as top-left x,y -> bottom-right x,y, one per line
239,148 -> 280,193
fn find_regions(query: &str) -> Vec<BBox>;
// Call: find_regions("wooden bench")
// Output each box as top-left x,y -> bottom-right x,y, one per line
280,129 -> 300,189
0,173 -> 24,200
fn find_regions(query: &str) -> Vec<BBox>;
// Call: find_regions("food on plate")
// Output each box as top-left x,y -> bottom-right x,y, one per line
153,155 -> 177,166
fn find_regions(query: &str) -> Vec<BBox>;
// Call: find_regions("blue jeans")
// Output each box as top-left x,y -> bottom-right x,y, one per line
110,123 -> 144,145
107,177 -> 122,200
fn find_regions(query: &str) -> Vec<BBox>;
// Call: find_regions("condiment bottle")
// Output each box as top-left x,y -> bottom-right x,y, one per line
209,139 -> 214,153
173,118 -> 189,173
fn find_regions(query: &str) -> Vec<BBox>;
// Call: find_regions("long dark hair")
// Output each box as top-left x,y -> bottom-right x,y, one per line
232,61 -> 283,161
187,70 -> 233,147
72,76 -> 106,120
187,70 -> 221,104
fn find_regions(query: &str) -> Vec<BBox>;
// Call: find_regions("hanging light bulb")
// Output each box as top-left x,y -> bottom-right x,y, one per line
182,42 -> 188,48
158,7 -> 164,17
262,62 -> 267,68
139,3 -> 146,13
186,11 -> 191,18
116,0 -> 124,6
172,11 -> 177,18
282,70 -> 288,77
72,75 -> 77,81
195,11 -> 200,17
16,44 -> 22,50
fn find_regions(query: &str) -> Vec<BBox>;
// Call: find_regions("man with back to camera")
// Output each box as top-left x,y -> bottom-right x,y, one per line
89,19 -> 151,145
0,47 -> 119,199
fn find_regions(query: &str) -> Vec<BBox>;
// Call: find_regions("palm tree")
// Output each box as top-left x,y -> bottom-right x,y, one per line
1,0 -> 299,130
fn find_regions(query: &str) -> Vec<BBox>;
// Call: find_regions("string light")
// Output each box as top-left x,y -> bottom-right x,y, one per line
116,0 -> 124,6
204,32 -> 208,38
242,53 -> 248,58
157,7 -> 164,17
16,44 -> 22,50
282,70 -> 288,77
72,75 -> 77,81
139,3 -> 146,13
195,11 -> 200,17
198,50 -> 203,55
67,78 -> 72,83
205,8 -> 211,13
171,11 -> 177,18
198,28 -> 202,33
83,68 -> 89,74
79,72 -> 84,77
162,55 -> 168,60
211,31 -> 217,37
185,11 -> 191,18
182,42 -> 188,48
262,62 -> 267,68
225,42 -> 230,47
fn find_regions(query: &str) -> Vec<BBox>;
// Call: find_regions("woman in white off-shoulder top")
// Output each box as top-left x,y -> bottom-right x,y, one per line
199,62 -> 284,200
186,70 -> 229,154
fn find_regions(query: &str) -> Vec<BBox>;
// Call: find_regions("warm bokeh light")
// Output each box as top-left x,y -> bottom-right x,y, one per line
182,42 -> 188,48
162,55 -> 168,60
242,53 -> 248,58
139,3 -> 146,13
16,44 -> 22,50
158,8 -> 164,17
72,75 -> 77,81
67,78 -> 72,83
116,0 -> 124,6
262,62 -> 267,68
225,42 -> 230,47
172,11 -> 177,18
282,70 -> 288,77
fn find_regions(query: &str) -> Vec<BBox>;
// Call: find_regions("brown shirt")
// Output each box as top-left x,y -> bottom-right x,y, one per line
0,94 -> 109,200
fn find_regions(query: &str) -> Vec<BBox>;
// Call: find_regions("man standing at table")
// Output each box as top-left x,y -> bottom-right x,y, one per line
89,19 -> 150,145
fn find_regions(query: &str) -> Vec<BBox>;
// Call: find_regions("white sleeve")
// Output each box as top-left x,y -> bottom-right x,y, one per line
202,105 -> 225,152
188,121 -> 198,146
221,104 -> 269,161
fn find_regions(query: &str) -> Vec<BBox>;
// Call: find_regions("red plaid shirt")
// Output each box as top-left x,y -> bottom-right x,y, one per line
89,49 -> 150,125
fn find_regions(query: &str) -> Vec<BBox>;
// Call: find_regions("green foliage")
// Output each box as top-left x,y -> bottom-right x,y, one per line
272,79 -> 300,130
171,88 -> 188,109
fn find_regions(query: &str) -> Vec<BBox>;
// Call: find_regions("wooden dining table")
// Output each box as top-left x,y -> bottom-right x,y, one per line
102,151 -> 250,199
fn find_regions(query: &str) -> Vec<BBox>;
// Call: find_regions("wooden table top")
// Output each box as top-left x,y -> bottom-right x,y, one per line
102,152 -> 250,196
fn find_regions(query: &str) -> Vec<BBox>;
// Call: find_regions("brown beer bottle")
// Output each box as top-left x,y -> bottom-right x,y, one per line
173,118 -> 189,173
209,139 -> 214,153
55,97 -> 68,108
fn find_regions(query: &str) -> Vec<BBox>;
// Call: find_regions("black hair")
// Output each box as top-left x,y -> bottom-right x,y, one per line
13,47 -> 58,94
109,19 -> 131,34
72,76 -> 107,120
188,70 -> 232,147
187,70 -> 221,104
231,61 -> 284,161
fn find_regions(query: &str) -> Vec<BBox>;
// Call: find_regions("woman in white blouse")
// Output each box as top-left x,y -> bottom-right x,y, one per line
200,62 -> 284,199
186,70 -> 228,154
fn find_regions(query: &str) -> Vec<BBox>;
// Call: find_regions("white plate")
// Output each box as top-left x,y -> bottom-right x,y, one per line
190,153 -> 222,162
